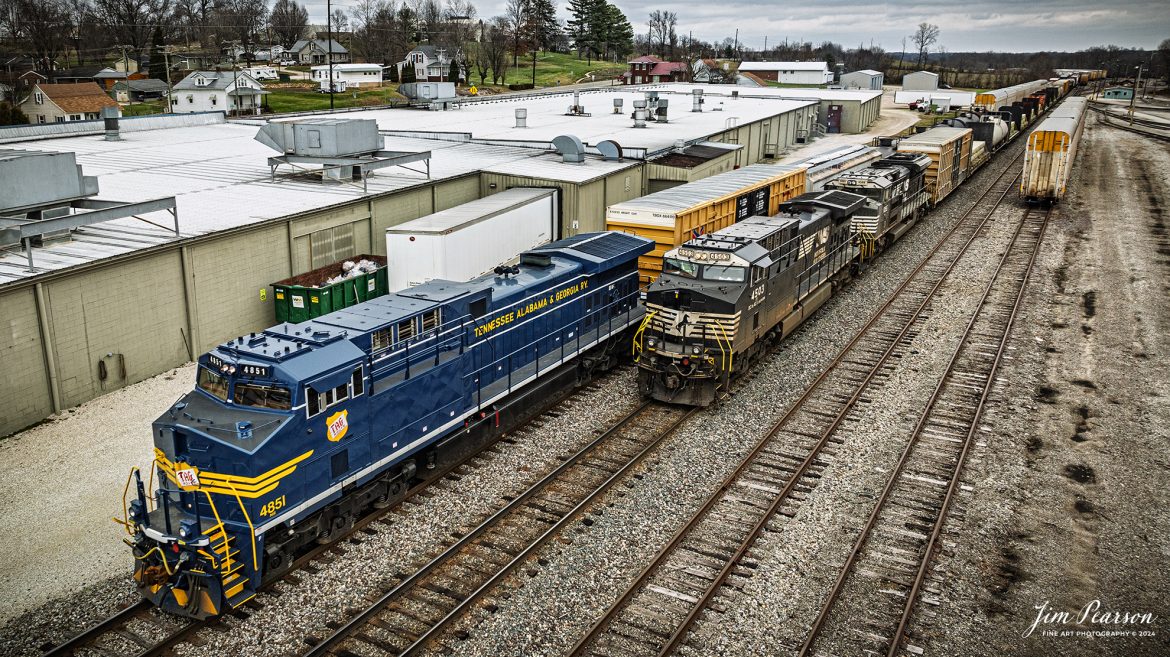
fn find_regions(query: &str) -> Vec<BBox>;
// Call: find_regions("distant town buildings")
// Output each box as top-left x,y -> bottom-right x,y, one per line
170,70 -> 266,115
19,82 -> 120,123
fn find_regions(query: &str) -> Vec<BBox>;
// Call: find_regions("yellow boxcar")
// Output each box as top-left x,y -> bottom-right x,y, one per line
606,164 -> 807,284
896,127 -> 973,205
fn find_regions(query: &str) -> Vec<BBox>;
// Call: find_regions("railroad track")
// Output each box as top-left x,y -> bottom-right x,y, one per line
568,151 -> 1028,657
1088,105 -> 1170,143
41,375 -> 625,657
300,400 -> 697,657
799,204 -> 1053,657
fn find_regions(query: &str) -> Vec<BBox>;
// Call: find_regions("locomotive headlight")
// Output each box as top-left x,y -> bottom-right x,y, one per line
690,345 -> 703,355
178,519 -> 199,541
646,337 -> 657,349
228,366 -> 237,374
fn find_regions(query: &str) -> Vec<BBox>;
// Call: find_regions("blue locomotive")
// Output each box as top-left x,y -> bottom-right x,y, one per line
119,232 -> 652,618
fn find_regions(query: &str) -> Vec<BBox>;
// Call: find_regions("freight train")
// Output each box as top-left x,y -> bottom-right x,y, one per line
120,232 -> 652,618
636,83 -> 1083,406
1021,97 -> 1088,204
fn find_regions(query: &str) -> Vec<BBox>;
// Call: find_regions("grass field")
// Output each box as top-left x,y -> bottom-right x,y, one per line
482,51 -> 625,88
262,85 -> 406,113
121,101 -> 166,116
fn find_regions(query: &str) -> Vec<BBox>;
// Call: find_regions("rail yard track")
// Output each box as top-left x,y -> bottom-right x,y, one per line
300,400 -> 697,657
799,204 -> 1052,657
568,152 -> 1030,657
41,376 -> 627,657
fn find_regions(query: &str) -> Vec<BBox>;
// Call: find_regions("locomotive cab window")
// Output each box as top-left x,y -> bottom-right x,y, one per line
305,366 -> 362,417
664,258 -> 698,278
703,265 -> 746,283
197,367 -> 228,402
234,383 -> 291,410
469,298 -> 487,319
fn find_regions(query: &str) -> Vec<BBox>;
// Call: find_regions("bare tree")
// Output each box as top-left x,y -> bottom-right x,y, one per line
911,22 -> 939,69
270,0 -> 309,49
174,0 -> 214,48
330,8 -> 349,35
647,10 -> 676,59
10,0 -> 74,71
217,0 -> 268,62
93,0 -> 172,60
484,16 -> 510,83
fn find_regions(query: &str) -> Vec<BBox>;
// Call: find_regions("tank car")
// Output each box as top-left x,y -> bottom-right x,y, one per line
634,191 -> 865,406
823,153 -> 932,261
1021,97 -> 1088,205
119,232 -> 652,618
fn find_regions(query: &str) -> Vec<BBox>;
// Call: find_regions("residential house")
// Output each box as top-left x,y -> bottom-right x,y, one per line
18,82 -> 120,124
397,45 -> 455,82
736,61 -> 833,85
289,39 -> 350,65
692,59 -> 731,84
170,70 -> 266,115
622,55 -> 689,85
113,78 -> 171,102
311,63 -> 383,91
839,69 -> 884,90
172,52 -> 221,70
52,65 -> 106,84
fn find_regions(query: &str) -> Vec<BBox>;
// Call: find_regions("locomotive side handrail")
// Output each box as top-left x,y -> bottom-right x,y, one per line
201,491 -> 233,577
118,466 -> 140,536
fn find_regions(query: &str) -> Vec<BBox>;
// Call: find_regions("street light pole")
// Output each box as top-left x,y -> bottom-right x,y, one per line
1129,64 -> 1144,125
327,0 -> 335,110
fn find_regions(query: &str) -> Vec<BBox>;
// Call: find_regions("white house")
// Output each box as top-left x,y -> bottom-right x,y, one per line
311,63 -> 383,91
289,39 -> 350,65
737,61 -> 833,85
170,70 -> 267,115
397,45 -> 454,82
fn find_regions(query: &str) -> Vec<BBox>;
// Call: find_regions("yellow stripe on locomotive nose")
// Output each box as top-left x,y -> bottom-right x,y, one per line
154,448 -> 313,498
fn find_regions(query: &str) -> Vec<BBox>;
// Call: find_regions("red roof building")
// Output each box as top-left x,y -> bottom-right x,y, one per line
623,55 -> 689,85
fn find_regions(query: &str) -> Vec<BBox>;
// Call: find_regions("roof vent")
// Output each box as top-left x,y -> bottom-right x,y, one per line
596,140 -> 623,161
656,98 -> 669,123
692,88 -> 704,112
102,106 -> 121,141
632,99 -> 648,128
566,91 -> 589,116
552,134 -> 586,164
731,89 -> 739,100
613,98 -> 624,114
515,108 -> 527,128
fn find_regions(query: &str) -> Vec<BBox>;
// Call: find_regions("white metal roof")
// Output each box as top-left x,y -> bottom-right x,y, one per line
738,61 -> 829,72
336,89 -> 817,156
311,63 -> 383,71
0,119 -> 623,285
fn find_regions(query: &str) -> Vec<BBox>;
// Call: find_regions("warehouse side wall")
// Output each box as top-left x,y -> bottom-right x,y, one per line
0,287 -> 53,434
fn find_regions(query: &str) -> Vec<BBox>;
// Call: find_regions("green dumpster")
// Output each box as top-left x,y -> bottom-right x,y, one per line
273,254 -> 388,323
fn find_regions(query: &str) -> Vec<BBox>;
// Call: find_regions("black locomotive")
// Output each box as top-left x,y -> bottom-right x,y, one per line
634,191 -> 865,406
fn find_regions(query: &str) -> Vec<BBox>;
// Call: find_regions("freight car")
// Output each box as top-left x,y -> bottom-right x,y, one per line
120,232 -> 652,618
635,191 -> 866,405
973,80 -> 1050,112
1021,97 -> 1088,204
896,126 -> 974,205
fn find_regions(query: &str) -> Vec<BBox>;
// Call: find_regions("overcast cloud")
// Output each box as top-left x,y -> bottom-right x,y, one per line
304,0 -> 1169,52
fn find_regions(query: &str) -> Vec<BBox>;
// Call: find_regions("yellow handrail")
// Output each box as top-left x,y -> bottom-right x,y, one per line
147,460 -> 157,511
119,466 -> 140,536
631,310 -> 657,358
224,482 -> 259,572
134,545 -> 177,575
201,491 -> 233,577
712,319 -> 734,380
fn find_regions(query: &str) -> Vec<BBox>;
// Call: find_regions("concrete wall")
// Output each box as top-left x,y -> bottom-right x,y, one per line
0,287 -> 53,433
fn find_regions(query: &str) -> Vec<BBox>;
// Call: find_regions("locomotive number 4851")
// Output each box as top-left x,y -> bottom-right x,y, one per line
259,495 -> 286,517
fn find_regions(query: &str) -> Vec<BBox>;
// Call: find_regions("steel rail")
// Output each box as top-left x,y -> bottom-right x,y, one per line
303,400 -> 698,657
797,204 -> 1052,657
570,149 -> 1027,657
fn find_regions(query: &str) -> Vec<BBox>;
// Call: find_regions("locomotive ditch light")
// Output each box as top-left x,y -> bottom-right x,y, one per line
128,499 -> 146,522
690,345 -> 702,355
646,337 -> 657,349
178,519 -> 199,540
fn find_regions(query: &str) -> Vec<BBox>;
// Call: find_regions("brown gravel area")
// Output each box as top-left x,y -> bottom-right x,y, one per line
909,114 -> 1170,654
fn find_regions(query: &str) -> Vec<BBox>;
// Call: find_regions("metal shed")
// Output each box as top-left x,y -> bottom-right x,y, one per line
840,70 -> 884,91
902,71 -> 939,91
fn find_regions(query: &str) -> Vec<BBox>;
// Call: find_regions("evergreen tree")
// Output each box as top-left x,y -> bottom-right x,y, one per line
529,0 -> 558,50
449,58 -> 461,84
387,64 -> 399,83
566,0 -> 603,62
599,3 -> 633,61
148,28 -> 167,81
401,62 -> 417,83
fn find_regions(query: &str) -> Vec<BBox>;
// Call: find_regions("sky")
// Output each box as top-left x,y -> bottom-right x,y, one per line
300,0 -> 1170,53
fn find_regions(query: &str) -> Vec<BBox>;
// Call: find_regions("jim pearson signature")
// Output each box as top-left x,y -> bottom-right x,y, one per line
1024,600 -> 1157,638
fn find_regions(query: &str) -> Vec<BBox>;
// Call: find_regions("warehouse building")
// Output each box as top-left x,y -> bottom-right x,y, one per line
648,84 -> 883,135
0,86 -> 823,436
737,61 -> 833,85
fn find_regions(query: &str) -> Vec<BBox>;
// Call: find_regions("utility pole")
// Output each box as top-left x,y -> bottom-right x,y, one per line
763,36 -> 767,54
161,45 -> 173,112
327,0 -> 335,110
121,45 -> 133,112
733,29 -> 738,59
1129,64 -> 1144,125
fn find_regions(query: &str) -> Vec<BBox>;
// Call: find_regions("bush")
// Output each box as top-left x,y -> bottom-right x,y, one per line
400,64 -> 416,83
508,83 -> 535,91
0,102 -> 30,126
386,65 -> 399,83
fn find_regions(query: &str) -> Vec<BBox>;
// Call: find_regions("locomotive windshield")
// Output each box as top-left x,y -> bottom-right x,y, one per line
233,383 -> 292,410
663,258 -> 699,278
702,265 -> 746,282
197,367 -> 229,401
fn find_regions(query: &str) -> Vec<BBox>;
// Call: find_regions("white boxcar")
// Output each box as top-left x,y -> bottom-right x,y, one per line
1021,97 -> 1088,204
386,188 -> 559,291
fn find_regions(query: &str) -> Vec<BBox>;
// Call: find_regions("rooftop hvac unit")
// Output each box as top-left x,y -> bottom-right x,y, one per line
255,118 -> 431,189
102,106 -> 121,141
596,140 -> 623,161
552,134 -> 586,163
731,89 -> 739,99
613,98 -> 624,114
692,88 -> 704,112
515,108 -> 527,128
565,91 -> 589,116
656,98 -> 669,123
632,99 -> 648,128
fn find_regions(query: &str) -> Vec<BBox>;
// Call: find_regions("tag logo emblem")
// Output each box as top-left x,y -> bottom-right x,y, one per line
176,468 -> 200,489
327,410 -> 349,442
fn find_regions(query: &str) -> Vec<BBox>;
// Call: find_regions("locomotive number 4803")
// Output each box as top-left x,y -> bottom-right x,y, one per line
259,495 -> 286,517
